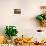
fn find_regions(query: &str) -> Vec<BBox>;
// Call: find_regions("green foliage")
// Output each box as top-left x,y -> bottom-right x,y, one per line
44,15 -> 46,20
36,15 -> 44,21
5,26 -> 18,38
36,14 -> 46,21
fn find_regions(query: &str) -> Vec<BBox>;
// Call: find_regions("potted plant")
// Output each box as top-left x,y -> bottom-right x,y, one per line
36,6 -> 46,27
5,26 -> 18,43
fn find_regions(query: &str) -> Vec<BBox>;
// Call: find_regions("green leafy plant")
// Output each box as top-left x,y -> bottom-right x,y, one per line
5,26 -> 18,39
36,14 -> 46,21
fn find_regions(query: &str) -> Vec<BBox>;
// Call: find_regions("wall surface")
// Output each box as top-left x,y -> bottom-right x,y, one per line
0,0 -> 46,41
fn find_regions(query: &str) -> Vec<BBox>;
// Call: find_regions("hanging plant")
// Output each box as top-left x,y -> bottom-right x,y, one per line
36,14 -> 46,27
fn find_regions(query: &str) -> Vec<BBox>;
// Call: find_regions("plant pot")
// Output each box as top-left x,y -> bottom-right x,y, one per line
7,39 -> 12,44
11,36 -> 17,44
40,20 -> 46,27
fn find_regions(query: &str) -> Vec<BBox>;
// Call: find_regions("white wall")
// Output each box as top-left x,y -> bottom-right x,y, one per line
0,0 -> 46,40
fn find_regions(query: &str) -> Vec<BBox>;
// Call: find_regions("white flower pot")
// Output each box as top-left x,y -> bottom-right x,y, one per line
7,39 -> 11,44
11,36 -> 17,44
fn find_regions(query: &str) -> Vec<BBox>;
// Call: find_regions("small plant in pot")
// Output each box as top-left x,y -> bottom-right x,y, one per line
5,26 -> 18,44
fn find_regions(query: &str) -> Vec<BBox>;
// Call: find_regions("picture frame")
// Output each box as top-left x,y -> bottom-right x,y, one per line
14,9 -> 21,14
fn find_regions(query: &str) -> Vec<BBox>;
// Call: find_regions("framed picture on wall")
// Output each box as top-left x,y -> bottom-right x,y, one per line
14,9 -> 21,14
